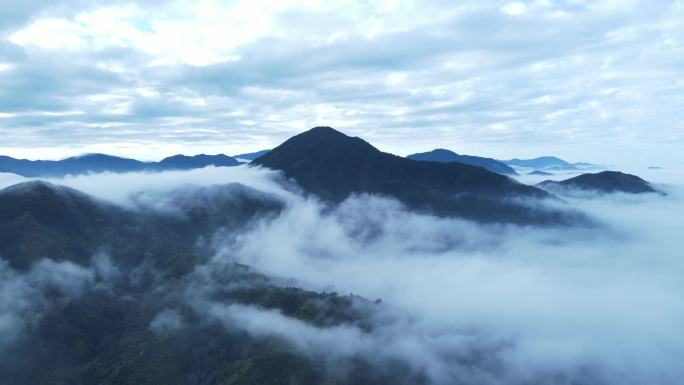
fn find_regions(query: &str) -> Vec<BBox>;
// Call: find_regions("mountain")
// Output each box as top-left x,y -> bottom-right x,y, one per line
0,180 -> 288,272
0,153 -> 240,177
233,149 -> 271,161
503,156 -> 599,171
0,180 -> 420,385
537,171 -> 660,194
505,156 -> 572,169
0,154 -> 147,177
132,183 -> 285,245
156,154 -> 240,170
528,170 -> 553,176
253,126 -> 579,224
407,149 -> 518,175
0,181 -> 189,271
2,259 -> 409,385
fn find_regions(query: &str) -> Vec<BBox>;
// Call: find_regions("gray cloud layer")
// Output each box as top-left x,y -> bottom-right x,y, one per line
0,0 -> 682,167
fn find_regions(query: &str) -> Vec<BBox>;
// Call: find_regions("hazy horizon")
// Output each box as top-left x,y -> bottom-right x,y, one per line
0,125 -> 679,174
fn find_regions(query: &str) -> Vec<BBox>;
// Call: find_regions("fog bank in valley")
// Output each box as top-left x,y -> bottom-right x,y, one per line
218,171 -> 684,384
0,165 -> 682,384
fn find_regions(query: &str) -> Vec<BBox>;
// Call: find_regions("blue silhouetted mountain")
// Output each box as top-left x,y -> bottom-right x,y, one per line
0,153 -> 240,177
528,170 -> 553,176
0,154 -> 147,177
156,154 -> 240,170
233,149 -> 271,161
537,171 -> 660,194
407,149 -> 518,176
253,126 -> 583,225
503,156 -> 599,171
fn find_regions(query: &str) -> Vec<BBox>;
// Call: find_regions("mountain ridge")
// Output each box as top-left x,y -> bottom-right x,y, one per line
407,148 -> 518,175
503,156 -> 600,171
537,171 -> 660,195
234,149 -> 271,161
0,153 -> 240,177
253,126 -> 581,225
0,179 -> 413,385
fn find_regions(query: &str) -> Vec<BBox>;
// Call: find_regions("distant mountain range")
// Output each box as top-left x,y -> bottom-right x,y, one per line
502,156 -> 600,171
406,149 -> 518,175
1,148 -> 600,179
233,149 -> 271,161
155,154 -> 239,170
537,171 -> 660,195
253,126 -> 583,225
528,170 -> 553,176
0,153 -> 240,177
244,149 -> 598,176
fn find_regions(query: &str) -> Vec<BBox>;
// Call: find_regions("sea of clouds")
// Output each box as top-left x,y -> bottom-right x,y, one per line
0,165 -> 682,384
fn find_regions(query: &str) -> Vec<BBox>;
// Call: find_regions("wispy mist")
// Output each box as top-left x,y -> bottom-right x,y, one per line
208,173 -> 684,384
0,165 -> 292,206
1,165 -> 682,384
0,259 -> 95,347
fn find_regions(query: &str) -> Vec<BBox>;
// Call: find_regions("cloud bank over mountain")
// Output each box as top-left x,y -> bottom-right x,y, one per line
217,185 -> 684,384
0,165 -> 290,205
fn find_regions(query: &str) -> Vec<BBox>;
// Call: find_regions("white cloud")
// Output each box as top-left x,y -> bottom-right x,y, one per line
150,308 -> 184,334
501,2 -> 527,16
9,18 -> 87,50
206,179 -> 684,384
0,259 -> 95,348
0,165 -> 294,206
0,0 -> 682,170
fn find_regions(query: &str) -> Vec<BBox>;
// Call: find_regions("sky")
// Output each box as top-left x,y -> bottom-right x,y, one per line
0,0 -> 682,168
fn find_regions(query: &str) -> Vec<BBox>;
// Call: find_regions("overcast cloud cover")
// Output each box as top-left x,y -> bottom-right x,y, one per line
0,0 -> 682,167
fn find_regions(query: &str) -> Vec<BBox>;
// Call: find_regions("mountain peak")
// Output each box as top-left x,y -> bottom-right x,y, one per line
256,126 -> 378,163
308,126 -> 343,135
253,127 -> 577,224
422,148 -> 462,157
0,180 -> 95,204
507,156 -> 571,166
69,153 -> 123,160
157,154 -> 240,170
535,156 -> 567,163
1,180 -> 57,194
538,171 -> 659,194
503,156 -> 600,171
295,126 -> 372,147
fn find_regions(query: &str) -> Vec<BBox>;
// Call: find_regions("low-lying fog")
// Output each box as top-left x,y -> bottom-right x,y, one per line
1,165 -> 682,384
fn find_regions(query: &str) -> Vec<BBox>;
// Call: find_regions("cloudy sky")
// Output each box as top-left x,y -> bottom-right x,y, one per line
0,0 -> 682,167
